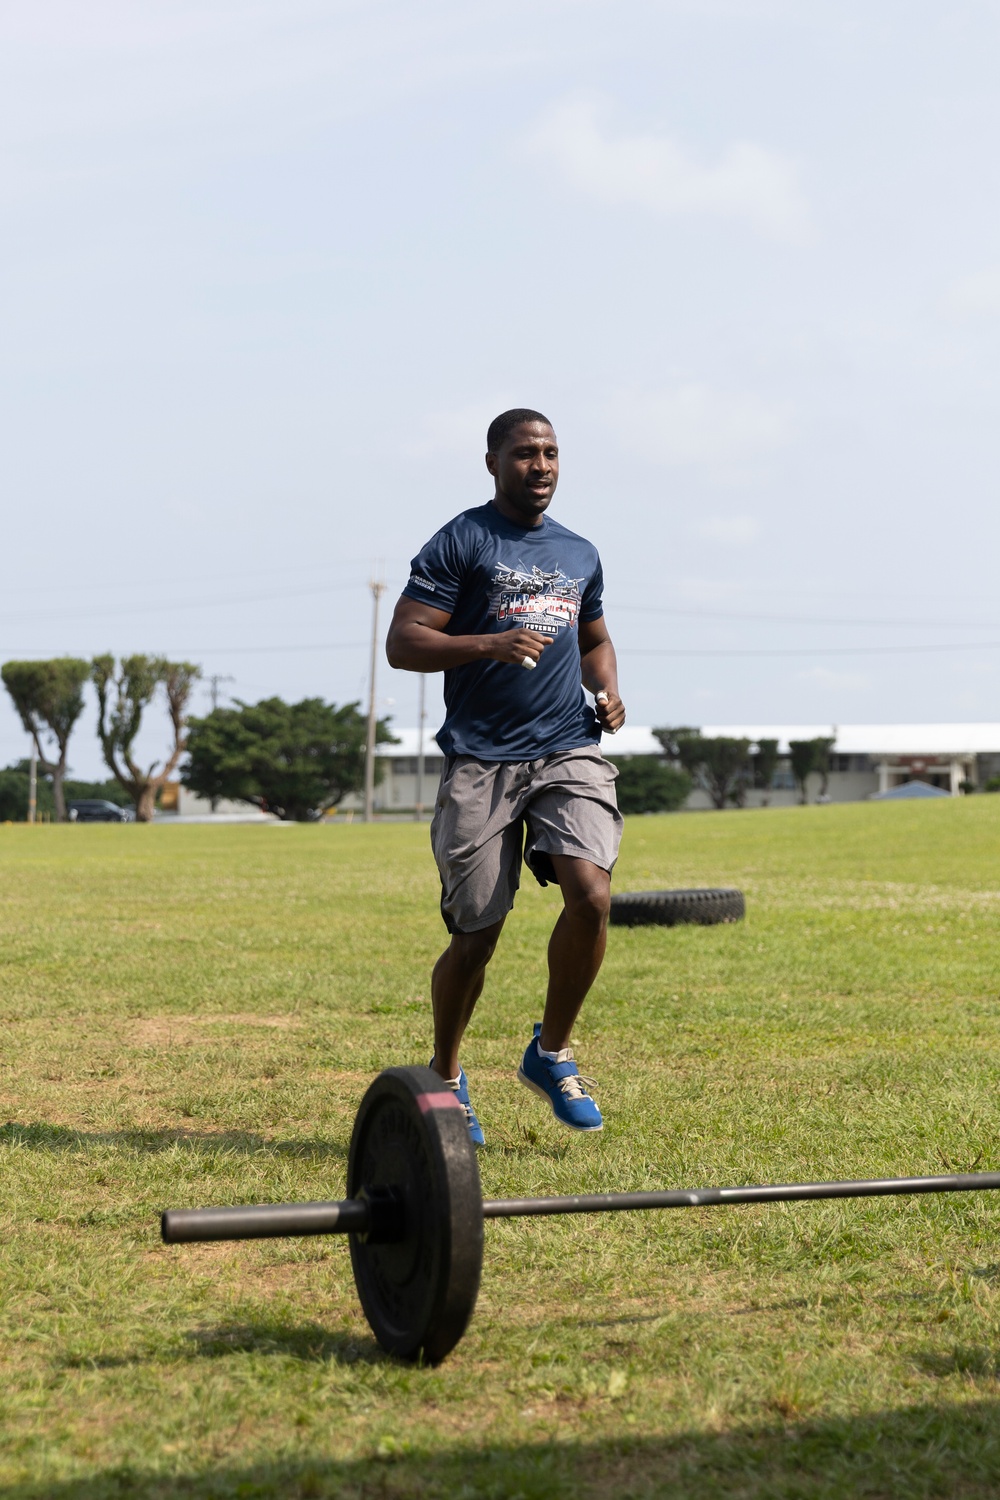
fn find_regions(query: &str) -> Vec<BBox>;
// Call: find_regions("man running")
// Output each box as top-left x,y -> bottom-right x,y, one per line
385,408 -> 625,1143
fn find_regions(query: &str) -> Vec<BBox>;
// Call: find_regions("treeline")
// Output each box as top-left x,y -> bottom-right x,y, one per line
1,656 -> 393,823
0,763 -> 132,823
610,730 -> 837,814
1,656 -> 199,822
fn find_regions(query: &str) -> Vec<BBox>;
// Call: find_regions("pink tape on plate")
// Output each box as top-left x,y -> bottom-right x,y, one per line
417,1091 -> 464,1113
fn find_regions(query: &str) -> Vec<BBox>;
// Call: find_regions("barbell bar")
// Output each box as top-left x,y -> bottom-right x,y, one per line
161,1066 -> 1000,1364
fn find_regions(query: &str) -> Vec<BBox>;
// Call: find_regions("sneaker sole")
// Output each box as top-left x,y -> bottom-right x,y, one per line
516,1067 -> 604,1132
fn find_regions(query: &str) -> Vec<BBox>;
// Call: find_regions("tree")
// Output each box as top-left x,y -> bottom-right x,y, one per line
92,655 -> 200,822
752,738 -> 780,807
788,737 -> 835,804
653,728 -> 751,810
182,697 -> 396,821
0,761 -> 55,822
1,658 -> 90,821
813,737 -> 836,798
788,740 -> 816,804
650,726 -> 702,761
608,757 -> 692,814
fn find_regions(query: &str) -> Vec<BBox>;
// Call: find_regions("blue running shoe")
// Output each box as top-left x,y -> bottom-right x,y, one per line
429,1060 -> 485,1147
517,1027 -> 603,1132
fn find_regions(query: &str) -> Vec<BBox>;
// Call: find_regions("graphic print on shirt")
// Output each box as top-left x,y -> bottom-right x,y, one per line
488,563 -> 584,636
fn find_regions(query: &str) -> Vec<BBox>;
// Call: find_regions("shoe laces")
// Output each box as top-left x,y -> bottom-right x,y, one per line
435,1069 -> 476,1121
549,1049 -> 598,1102
444,1080 -> 477,1125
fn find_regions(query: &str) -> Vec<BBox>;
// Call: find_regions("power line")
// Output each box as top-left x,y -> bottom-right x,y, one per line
139,638 -> 1000,660
0,555 -> 401,601
182,641 -> 368,654
610,604 -> 1000,631
6,587 -> 996,635
0,582 -> 368,627
5,554 -> 999,636
8,639 -> 1000,665
2,643 -> 368,658
621,641 -> 1000,658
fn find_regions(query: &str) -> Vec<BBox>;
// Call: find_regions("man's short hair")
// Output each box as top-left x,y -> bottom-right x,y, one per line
486,408 -> 553,453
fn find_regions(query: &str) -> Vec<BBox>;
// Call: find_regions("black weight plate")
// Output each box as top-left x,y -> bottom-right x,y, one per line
609,887 -> 745,927
347,1066 -> 483,1364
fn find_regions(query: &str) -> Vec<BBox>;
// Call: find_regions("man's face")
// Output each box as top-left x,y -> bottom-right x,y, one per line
486,421 -> 559,523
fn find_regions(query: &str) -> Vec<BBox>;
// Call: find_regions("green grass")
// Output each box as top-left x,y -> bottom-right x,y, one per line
3,799 -> 1000,1496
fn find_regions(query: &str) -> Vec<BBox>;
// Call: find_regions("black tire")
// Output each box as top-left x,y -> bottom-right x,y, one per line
609,888 -> 745,928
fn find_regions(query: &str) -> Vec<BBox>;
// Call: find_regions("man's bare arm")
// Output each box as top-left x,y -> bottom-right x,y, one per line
385,597 -> 553,672
579,616 -> 626,734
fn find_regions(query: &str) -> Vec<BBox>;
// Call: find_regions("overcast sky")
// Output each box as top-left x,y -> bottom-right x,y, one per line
3,1 -> 1000,777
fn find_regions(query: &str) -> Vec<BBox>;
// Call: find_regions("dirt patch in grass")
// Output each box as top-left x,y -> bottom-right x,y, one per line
125,1014 -> 305,1047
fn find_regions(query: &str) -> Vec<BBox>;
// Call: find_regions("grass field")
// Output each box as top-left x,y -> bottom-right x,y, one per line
4,799 -> 1000,1497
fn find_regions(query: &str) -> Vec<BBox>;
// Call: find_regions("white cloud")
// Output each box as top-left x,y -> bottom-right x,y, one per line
695,515 -> 761,546
606,383 -> 792,476
525,97 -> 811,243
944,268 -> 1000,317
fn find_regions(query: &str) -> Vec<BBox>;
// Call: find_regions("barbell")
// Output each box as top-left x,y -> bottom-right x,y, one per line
162,1065 -> 1000,1364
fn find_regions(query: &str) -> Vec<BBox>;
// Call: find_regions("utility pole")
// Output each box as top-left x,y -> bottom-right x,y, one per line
207,675 -> 235,814
414,673 -> 426,821
364,572 -> 386,823
209,674 -> 236,712
27,740 -> 37,825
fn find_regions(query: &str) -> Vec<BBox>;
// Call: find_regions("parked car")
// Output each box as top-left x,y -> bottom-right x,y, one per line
68,799 -> 134,823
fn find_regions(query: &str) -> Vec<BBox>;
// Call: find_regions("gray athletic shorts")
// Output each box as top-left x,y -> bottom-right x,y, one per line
430,745 -> 623,934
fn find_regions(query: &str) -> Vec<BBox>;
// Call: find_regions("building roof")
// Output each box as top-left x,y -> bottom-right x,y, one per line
377,725 -> 665,757
377,723 -> 1000,757
378,728 -> 443,757
700,724 -> 1000,755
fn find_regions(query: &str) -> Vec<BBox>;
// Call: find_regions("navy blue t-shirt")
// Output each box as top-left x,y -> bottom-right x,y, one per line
402,502 -> 606,761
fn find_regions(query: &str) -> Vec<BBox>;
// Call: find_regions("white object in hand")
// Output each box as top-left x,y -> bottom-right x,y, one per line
595,690 -> 616,732
521,655 -> 537,670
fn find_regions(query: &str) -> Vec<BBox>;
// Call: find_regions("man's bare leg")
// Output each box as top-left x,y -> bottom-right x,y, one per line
538,855 -> 611,1053
430,918 -> 505,1081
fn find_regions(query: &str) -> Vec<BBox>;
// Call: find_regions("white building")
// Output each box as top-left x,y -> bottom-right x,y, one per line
362,724 -> 1000,813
